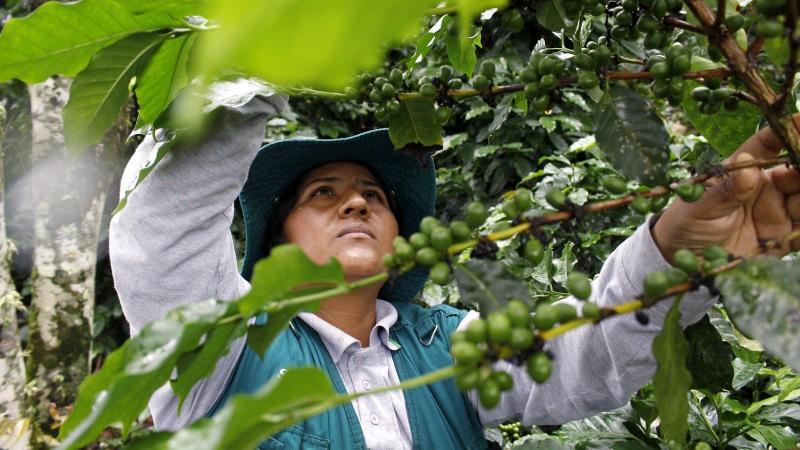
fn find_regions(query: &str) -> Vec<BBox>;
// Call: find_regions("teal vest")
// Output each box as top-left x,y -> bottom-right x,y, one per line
207,303 -> 486,449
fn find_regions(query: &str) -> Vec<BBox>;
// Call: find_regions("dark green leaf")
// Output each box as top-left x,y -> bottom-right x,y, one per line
682,81 -> 760,156
445,25 -> 480,75
535,0 -> 575,33
238,244 -> 344,316
387,97 -> 443,148
136,33 -> 197,124
454,259 -> 530,314
594,86 -> 669,185
0,0 -> 179,83
652,298 -> 691,445
139,368 -> 341,450
684,315 -> 733,392
63,33 -> 164,152
750,423 -> 797,449
716,257 -> 800,372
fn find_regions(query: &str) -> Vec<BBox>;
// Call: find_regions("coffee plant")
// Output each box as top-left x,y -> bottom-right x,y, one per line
1,0 -> 799,448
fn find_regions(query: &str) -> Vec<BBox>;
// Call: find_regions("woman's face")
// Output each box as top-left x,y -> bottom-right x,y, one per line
282,162 -> 399,280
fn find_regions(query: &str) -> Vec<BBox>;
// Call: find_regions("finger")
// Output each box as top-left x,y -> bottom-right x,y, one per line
753,182 -> 792,242
791,223 -> 800,252
787,192 -> 800,222
694,152 -> 765,219
727,113 -> 800,161
767,164 -> 800,196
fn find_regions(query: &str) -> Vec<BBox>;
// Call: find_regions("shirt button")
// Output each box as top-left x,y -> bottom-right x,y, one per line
362,380 -> 372,390
370,414 -> 379,425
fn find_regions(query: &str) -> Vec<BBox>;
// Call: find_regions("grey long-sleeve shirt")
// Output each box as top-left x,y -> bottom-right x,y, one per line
109,80 -> 716,440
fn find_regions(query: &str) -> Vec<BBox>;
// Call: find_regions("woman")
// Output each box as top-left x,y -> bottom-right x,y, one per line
110,80 -> 800,449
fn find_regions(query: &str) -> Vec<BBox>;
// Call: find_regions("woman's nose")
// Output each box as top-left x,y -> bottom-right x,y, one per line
339,191 -> 370,218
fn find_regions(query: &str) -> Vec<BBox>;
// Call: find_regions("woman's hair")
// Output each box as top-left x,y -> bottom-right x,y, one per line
263,162 -> 401,257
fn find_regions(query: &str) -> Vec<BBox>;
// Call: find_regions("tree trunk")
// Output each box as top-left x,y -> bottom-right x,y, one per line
0,102 -> 32,450
25,76 -> 127,446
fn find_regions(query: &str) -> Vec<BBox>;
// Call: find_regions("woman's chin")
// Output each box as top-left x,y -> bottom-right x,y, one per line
337,253 -> 385,279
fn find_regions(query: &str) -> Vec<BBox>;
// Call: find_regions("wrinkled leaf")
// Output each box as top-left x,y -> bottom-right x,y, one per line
684,315 -> 733,392
63,33 -> 164,152
594,86 -> 669,185
652,298 -> 691,445
454,259 -> 530,314
487,95 -> 513,136
682,81 -> 760,156
136,33 -> 197,124
197,0 -> 437,90
387,96 -> 443,148
0,0 -> 178,83
716,257 -> 800,372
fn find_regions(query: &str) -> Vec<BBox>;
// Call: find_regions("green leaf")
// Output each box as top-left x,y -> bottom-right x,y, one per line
594,86 -> 670,185
682,81 -> 760,156
196,0 -> 438,90
408,15 -> 450,70
652,297 -> 691,445
117,0 -> 209,17
171,320 -> 247,411
0,0 -> 179,83
715,257 -> 800,372
238,244 -> 344,316
387,96 -> 443,148
535,0 -> 575,33
684,315 -> 734,392
113,131 -> 178,215
135,33 -> 197,124
455,0 -> 506,48
454,259 -> 530,314
445,24 -> 480,75
749,423 -> 797,450
63,33 -> 164,152
57,300 -> 242,450
140,368 -> 342,450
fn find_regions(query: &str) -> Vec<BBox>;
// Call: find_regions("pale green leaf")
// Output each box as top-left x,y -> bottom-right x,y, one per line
652,298 -> 692,445
117,0 -> 209,17
63,33 -> 164,152
682,81 -> 760,156
445,24 -> 480,75
0,0 -> 179,83
387,96 -> 443,148
136,33 -> 197,124
196,0 -> 438,90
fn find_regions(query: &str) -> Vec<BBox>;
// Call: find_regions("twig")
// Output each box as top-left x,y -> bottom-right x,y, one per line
733,90 -> 760,105
747,37 -> 766,60
664,15 -> 708,34
714,0 -> 726,29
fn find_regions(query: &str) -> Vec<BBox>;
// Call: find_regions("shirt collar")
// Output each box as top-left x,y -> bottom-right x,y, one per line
297,299 -> 401,364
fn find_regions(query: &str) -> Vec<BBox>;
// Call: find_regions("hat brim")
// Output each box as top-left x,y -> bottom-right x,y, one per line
239,128 -> 435,303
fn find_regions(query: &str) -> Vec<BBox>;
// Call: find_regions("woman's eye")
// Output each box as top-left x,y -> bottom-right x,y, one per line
365,191 -> 383,201
312,187 -> 334,197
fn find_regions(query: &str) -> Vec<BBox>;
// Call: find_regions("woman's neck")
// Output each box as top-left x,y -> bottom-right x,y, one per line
315,284 -> 380,347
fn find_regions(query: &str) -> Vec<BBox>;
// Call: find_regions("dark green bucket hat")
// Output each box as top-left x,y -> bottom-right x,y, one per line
239,128 -> 436,303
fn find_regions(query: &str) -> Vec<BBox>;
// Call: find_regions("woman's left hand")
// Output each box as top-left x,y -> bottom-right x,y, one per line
652,116 -> 800,262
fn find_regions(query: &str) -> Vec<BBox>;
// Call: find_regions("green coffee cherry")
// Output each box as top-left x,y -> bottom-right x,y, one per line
387,100 -> 402,114
506,299 -> 530,327
703,245 -> 728,261
429,262 -> 451,285
389,68 -> 404,87
514,188 -> 532,211
503,199 -> 521,219
466,202 -> 489,229
419,83 -> 438,97
540,74 -> 557,90
508,327 -> 534,350
591,46 -> 612,66
566,271 -> 592,300
480,60 -> 496,78
381,83 -> 396,99
532,93 -> 551,112
533,305 -> 559,330
409,232 -> 430,249
637,15 -> 660,33
436,106 -> 451,124
448,78 -> 463,89
582,302 -> 600,319
650,195 -> 669,212
395,242 -> 415,262
631,196 -> 651,215
578,71 -> 599,89
487,312 -> 512,344
523,239 -> 545,265
673,249 -> 699,274
650,61 -> 670,79
545,188 -> 567,210
479,379 -> 501,408
415,247 -> 440,267
691,86 -> 711,101
492,371 -> 514,391
574,53 -> 595,71
455,368 -> 481,390
452,341 -> 483,365
664,267 -> 689,286
643,271 -> 669,298
420,216 -> 441,235
438,65 -> 453,82
430,227 -> 453,251
465,318 -> 488,343
472,74 -> 491,92
450,220 -> 472,242
602,176 -> 628,195
554,303 -> 577,322
383,253 -> 398,268
694,442 -> 712,450
724,15 -> 744,32
676,183 -> 702,202
526,352 -> 552,383
756,19 -> 783,38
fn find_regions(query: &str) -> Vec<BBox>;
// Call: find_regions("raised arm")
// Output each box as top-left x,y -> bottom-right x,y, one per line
109,79 -> 287,428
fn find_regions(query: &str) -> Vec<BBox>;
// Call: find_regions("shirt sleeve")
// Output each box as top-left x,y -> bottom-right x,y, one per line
458,217 -> 716,425
109,79 -> 288,429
